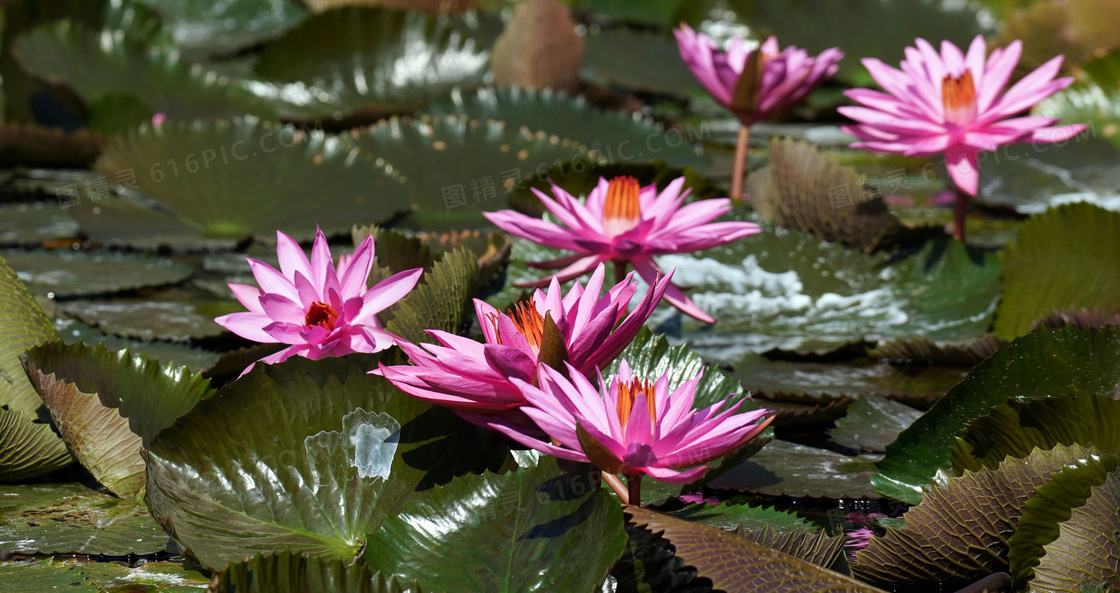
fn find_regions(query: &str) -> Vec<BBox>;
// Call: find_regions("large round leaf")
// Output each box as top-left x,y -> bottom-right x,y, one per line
829,395 -> 923,454
135,0 -> 309,58
581,28 -> 704,98
0,253 -> 71,480
2,249 -> 192,298
1032,469 -> 1120,593
425,87 -> 703,168
249,6 -> 496,124
709,439 -> 881,499
87,118 -> 409,246
59,298 -> 240,342
144,354 -> 512,569
209,552 -> 420,593
994,202 -> 1120,339
874,325 -> 1120,505
0,202 -> 80,246
363,458 -> 627,592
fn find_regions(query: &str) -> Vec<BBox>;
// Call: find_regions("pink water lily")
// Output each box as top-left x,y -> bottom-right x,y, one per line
839,36 -> 1087,239
215,228 -> 423,374
484,176 -> 760,323
481,360 -> 771,502
378,262 -> 671,415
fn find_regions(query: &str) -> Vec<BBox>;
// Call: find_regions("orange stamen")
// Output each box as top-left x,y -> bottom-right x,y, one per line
488,299 -> 546,354
942,71 -> 977,127
602,176 -> 641,237
616,378 -> 657,431
305,301 -> 339,330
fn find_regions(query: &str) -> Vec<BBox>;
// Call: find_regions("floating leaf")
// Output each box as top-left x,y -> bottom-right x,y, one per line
0,253 -> 71,480
709,439 -> 880,499
829,396 -> 923,454
867,335 -> 1006,367
748,139 -> 917,253
134,0 -> 309,58
144,355 -> 512,569
1010,451 -> 1120,588
57,319 -> 221,373
995,203 -> 1120,339
59,298 -> 240,342
626,505 -> 888,593
85,118 -> 408,247
250,6 -> 496,124
738,525 -> 848,570
582,28 -> 703,98
425,87 -> 703,168
0,202 -> 80,248
0,483 -> 169,555
364,458 -> 626,593
1032,469 -> 1120,593
1035,309 -> 1120,332
875,326 -> 1120,505
209,551 -> 420,593
491,0 -> 582,93
667,502 -> 812,534
2,249 -> 192,298
383,248 -> 478,344
856,444 -> 1092,585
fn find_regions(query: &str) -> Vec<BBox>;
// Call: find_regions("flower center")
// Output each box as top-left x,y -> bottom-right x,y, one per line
305,301 -> 339,330
489,299 -> 545,354
602,176 -> 641,237
941,71 -> 977,127
616,378 -> 656,431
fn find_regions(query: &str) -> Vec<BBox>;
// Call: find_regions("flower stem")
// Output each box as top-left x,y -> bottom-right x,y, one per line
613,259 -> 628,285
627,476 -> 642,507
602,472 -> 629,504
730,125 -> 751,204
954,187 -> 968,243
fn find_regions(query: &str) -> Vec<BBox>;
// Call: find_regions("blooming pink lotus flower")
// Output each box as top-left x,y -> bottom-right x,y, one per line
484,176 -> 760,323
839,36 -> 1087,238
215,229 -> 423,373
674,25 -> 843,126
379,263 -> 671,415
485,360 -> 771,501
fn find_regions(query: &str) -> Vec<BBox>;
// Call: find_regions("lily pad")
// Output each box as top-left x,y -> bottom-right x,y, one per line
86,118 -> 408,246
351,114 -> 593,229
0,253 -> 72,481
13,20 -> 274,121
2,249 -> 192,298
1032,469 -> 1120,593
249,6 -> 496,124
144,354 -> 512,570
866,334 -> 1006,367
874,325 -> 1120,506
581,28 -> 704,98
738,524 -> 848,570
57,319 -> 221,373
708,439 -> 881,499
382,248 -> 478,344
425,86 -> 703,168
209,551 -> 419,593
21,341 -> 217,496
0,483 -> 170,555
667,502 -> 812,534
626,505 -> 888,593
829,396 -> 923,454
59,298 -> 240,342
0,203 -> 80,246
0,559 -> 207,592
135,0 -> 309,58
363,458 -> 627,593
855,444 -> 1093,586
995,203 -> 1120,339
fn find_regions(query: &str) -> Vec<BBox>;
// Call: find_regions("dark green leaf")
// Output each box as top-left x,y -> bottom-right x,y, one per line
667,502 -> 811,534
135,0 -> 309,58
208,551 -> 420,593
2,249 -> 192,298
709,439 -> 880,499
875,326 -> 1120,505
384,248 -> 478,344
582,29 -> 703,98
829,396 -> 923,454
0,203 -> 80,247
364,458 -> 627,593
59,298 -> 239,342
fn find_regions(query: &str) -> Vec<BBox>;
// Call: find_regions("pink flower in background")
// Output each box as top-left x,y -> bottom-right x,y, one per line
674,25 -> 843,125
485,361 -> 772,486
379,263 -> 671,415
845,527 -> 874,559
485,176 -> 760,323
215,229 -> 423,374
839,36 -> 1087,196
151,113 -> 167,127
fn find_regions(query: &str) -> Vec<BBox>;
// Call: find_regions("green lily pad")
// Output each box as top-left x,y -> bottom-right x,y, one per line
1010,450 -> 1120,588
856,444 -> 1096,586
135,0 -> 309,58
382,248 -> 478,345
59,298 -> 240,342
57,319 -> 221,373
581,28 -> 704,98
13,20 -> 274,121
21,341 -> 216,496
0,558 -> 207,592
0,483 -> 170,555
144,354 -> 512,570
0,203 -> 80,246
2,249 -> 192,298
0,125 -> 107,168
249,6 -> 496,124
0,253 -> 72,481
874,325 -> 1120,506
364,458 -> 627,593
626,505 -> 888,593
351,114 -> 593,229
829,396 -> 923,454
574,0 -> 686,27
424,87 -> 703,168
866,334 -> 1006,367
1032,469 -> 1120,593
995,203 -> 1120,339
85,118 -> 408,247
209,552 -> 419,593
709,439 -> 881,499
667,502 -> 812,533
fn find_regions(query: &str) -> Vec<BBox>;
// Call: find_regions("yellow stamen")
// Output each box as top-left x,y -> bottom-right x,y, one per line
616,378 -> 657,431
942,71 -> 977,126
488,299 -> 545,354
602,176 -> 641,237
305,301 -> 339,330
